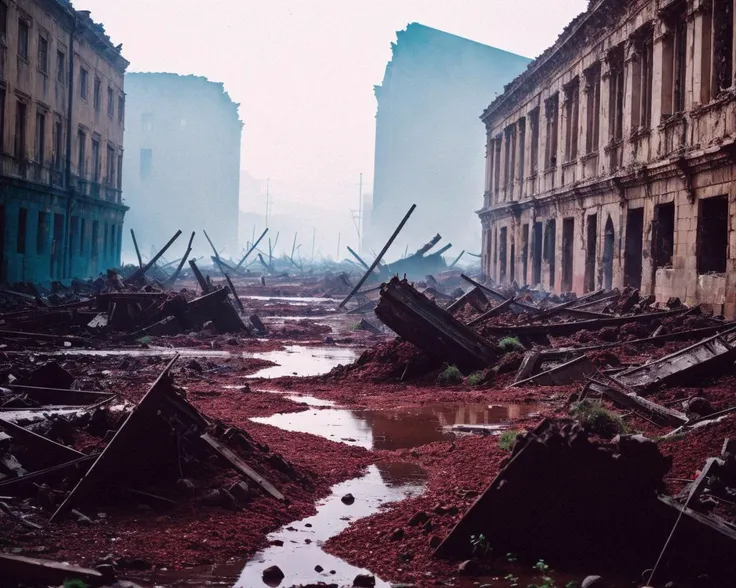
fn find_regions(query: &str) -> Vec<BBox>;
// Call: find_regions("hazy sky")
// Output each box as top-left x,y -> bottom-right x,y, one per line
76,0 -> 587,216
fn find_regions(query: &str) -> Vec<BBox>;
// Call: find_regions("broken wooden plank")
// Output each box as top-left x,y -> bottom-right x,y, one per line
0,553 -> 105,586
467,297 -> 515,327
480,308 -> 689,337
165,231 -> 196,286
125,230 -> 183,285
0,455 -> 96,493
0,330 -> 89,345
224,273 -> 245,314
614,327 -> 736,391
459,273 -> 540,314
446,287 -> 489,316
6,385 -> 114,406
339,204 -> 416,308
0,418 -> 86,469
513,351 -> 542,384
374,277 -> 497,373
200,432 -> 285,501
130,229 -> 144,269
586,379 -> 688,427
236,228 -> 269,269
512,354 -> 594,387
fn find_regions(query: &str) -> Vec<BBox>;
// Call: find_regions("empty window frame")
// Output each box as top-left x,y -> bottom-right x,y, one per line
529,107 -> 540,176
37,34 -> 48,73
14,101 -> 26,160
545,94 -> 559,169
17,207 -> 27,254
697,195 -> 728,274
608,46 -> 625,141
711,0 -> 734,98
631,27 -> 654,128
79,67 -> 88,99
17,18 -> 28,60
36,211 -> 48,254
564,78 -> 580,161
653,202 -> 675,268
585,64 -> 601,154
35,109 -> 45,163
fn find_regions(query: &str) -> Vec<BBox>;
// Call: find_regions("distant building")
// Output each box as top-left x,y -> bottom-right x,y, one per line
123,73 -> 242,260
0,0 -> 128,283
368,23 -> 530,254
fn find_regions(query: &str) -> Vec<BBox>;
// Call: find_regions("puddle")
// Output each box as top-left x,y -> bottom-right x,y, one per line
246,346 -> 360,378
149,463 -> 426,587
283,394 -> 336,407
252,402 -> 540,450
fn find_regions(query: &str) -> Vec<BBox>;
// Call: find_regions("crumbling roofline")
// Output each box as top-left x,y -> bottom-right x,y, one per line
480,0 -> 614,126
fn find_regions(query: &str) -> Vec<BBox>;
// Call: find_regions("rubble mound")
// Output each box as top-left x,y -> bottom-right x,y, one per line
326,339 -> 439,382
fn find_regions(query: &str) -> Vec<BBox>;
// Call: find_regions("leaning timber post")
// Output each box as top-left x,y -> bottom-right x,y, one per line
189,259 -> 210,293
130,229 -> 144,268
125,230 -> 182,284
236,228 -> 268,269
347,245 -> 371,271
224,273 -> 245,313
203,229 -> 221,262
450,250 -> 465,268
166,231 -> 195,286
339,204 -> 417,308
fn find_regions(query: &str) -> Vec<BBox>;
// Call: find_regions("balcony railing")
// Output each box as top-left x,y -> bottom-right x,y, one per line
0,154 -> 122,204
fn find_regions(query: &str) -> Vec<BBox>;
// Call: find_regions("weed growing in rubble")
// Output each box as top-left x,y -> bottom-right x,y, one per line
467,370 -> 485,386
437,364 -> 463,386
470,533 -> 491,556
570,400 -> 627,438
63,580 -> 88,588
498,430 -> 521,451
498,336 -> 525,353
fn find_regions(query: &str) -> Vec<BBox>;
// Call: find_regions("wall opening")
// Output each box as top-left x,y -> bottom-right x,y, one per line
602,216 -> 615,290
529,108 -> 540,177
499,226 -> 508,282
532,221 -> 543,285
52,213 -> 64,278
36,211 -> 48,254
544,94 -> 559,169
608,45 -> 624,141
17,207 -> 27,254
518,117 -> 526,186
624,208 -> 644,289
561,217 -> 574,291
697,195 -> 728,274
585,214 -> 598,292
712,0 -> 733,98
543,219 -> 556,290
510,241 -> 516,284
564,78 -> 579,162
585,64 -> 601,154
653,202 -> 675,268
521,223 -> 529,286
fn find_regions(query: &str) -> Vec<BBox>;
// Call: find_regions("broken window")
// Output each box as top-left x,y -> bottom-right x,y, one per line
564,78 -> 579,161
56,50 -> 65,84
79,218 -> 86,254
17,18 -> 28,61
529,108 -> 540,175
608,46 -> 624,141
91,220 -> 99,257
77,129 -> 86,177
80,67 -> 88,100
35,109 -> 45,163
0,3 -> 6,42
140,148 -> 153,180
631,27 -> 653,129
108,86 -> 114,118
711,0 -> 734,97
118,95 -> 125,124
561,218 -> 574,291
624,208 -> 644,289
544,94 -> 559,169
510,241 -> 516,284
543,219 -> 556,289
532,221 -> 543,285
106,144 -> 115,186
91,138 -> 100,182
38,34 -> 48,74
518,117 -> 526,187
16,207 -> 27,254
662,2 -> 688,115
493,136 -> 501,197
504,124 -> 516,194
697,196 -> 728,274
36,211 -> 48,254
653,202 -> 675,268
585,64 -> 601,154
521,224 -> 529,286
499,227 -> 508,281
53,118 -> 63,171
585,214 -> 597,293
602,217 -> 615,290
14,100 -> 26,160
94,77 -> 101,111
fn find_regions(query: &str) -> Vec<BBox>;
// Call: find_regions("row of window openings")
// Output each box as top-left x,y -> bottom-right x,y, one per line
491,197 -> 728,288
15,209 -> 121,259
0,5 -> 125,124
9,97 -> 122,188
489,1 -> 734,195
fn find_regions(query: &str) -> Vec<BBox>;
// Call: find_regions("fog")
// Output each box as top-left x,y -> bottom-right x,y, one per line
74,0 -> 588,264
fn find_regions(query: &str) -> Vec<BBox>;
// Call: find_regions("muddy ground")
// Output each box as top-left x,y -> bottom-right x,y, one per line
2,277 -> 735,588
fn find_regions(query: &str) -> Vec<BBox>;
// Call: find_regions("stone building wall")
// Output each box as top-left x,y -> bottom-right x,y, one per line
478,0 -> 736,317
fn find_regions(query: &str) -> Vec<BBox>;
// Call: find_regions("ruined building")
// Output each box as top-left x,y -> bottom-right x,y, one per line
479,0 -> 736,316
369,23 -> 530,253
122,73 -> 242,260
0,0 -> 127,283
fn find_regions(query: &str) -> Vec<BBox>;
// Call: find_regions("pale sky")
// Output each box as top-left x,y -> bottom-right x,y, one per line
76,0 -> 587,217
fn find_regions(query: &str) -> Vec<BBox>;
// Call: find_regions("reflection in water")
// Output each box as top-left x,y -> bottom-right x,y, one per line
252,402 -> 540,450
246,345 -> 360,378
243,295 -> 336,304
150,464 -> 425,587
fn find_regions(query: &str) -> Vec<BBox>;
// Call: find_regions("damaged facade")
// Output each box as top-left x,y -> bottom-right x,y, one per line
122,73 -> 242,260
370,23 -> 530,254
0,0 -> 128,283
479,0 -> 736,316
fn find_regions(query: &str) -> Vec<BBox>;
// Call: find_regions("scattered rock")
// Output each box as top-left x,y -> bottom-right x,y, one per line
429,535 -> 441,548
269,539 -> 284,547
262,565 -> 285,584
176,478 -> 197,494
687,396 -> 714,417
228,481 -> 250,504
582,576 -> 607,588
353,574 -> 376,587
458,559 -> 479,576
315,565 -> 324,572
186,359 -> 203,372
408,510 -> 429,526
390,527 -> 404,541
341,493 -> 355,505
